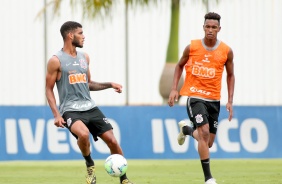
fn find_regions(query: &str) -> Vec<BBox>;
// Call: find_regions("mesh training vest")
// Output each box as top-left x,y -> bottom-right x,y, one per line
55,49 -> 96,115
180,39 -> 230,100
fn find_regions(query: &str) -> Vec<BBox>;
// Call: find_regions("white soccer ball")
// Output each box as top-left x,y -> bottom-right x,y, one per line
104,154 -> 128,177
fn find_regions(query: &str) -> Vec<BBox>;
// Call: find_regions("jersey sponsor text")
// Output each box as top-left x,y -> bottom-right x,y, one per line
69,73 -> 87,84
192,65 -> 215,78
190,87 -> 211,96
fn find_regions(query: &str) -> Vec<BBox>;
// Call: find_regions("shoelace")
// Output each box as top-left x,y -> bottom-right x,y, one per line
87,167 -> 94,176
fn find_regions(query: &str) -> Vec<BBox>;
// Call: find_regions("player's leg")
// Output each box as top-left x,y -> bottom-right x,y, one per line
181,121 -> 216,183
202,103 -> 219,184
207,101 -> 220,148
100,131 -> 133,184
197,123 -> 214,182
63,111 -> 96,184
197,123 -> 210,159
99,130 -> 133,184
99,129 -> 123,155
188,131 -> 216,148
178,97 -> 204,144
208,133 -> 216,148
71,121 -> 97,184
87,107 -> 123,155
70,120 -> 93,165
89,107 -> 134,184
186,98 -> 216,183
180,98 -> 218,147
199,100 -> 219,184
177,98 -> 197,145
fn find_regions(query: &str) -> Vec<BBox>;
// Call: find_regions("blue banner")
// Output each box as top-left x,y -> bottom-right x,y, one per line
0,106 -> 281,160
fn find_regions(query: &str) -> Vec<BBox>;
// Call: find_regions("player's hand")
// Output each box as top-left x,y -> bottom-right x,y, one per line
112,83 -> 123,93
226,102 -> 233,121
168,90 -> 179,107
54,116 -> 65,128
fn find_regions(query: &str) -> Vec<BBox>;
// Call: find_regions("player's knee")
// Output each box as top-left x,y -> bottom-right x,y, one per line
109,137 -> 118,145
199,128 -> 210,141
78,132 -> 90,142
107,136 -> 119,148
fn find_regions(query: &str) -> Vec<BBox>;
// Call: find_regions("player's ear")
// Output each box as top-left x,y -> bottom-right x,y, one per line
68,32 -> 74,40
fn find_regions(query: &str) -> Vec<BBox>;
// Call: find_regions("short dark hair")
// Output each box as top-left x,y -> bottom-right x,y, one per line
204,12 -> 221,25
60,21 -> 82,40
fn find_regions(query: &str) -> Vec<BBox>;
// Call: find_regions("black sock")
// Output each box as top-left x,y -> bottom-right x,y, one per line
182,126 -> 194,137
120,173 -> 127,183
201,158 -> 212,181
83,154 -> 94,167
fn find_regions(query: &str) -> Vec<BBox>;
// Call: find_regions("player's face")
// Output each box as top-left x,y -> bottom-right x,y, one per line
203,19 -> 221,40
72,27 -> 85,48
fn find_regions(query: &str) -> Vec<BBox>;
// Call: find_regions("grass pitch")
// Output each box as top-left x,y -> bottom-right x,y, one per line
0,159 -> 281,184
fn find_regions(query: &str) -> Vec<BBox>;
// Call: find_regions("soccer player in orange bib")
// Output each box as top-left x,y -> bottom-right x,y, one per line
168,12 -> 235,184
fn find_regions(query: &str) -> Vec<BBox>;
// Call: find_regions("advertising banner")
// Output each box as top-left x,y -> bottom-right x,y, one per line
0,106 -> 281,160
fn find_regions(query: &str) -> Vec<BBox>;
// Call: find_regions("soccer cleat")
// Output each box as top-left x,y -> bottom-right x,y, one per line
177,120 -> 188,145
121,179 -> 134,184
86,166 -> 96,184
205,178 -> 217,184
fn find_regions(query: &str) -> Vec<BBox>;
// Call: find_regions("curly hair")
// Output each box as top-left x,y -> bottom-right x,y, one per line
204,12 -> 221,25
60,21 -> 82,40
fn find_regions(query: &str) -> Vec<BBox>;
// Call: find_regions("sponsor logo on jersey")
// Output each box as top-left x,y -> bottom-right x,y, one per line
69,73 -> 87,84
72,102 -> 92,109
190,87 -> 211,96
192,65 -> 215,78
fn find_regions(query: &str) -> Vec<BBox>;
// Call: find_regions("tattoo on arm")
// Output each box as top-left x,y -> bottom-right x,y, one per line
88,81 -> 112,91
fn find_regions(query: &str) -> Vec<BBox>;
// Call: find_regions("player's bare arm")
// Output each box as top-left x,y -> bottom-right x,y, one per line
225,48 -> 235,121
45,56 -> 65,128
168,45 -> 190,107
89,81 -> 122,93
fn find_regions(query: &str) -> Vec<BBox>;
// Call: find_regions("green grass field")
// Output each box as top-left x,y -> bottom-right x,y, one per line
0,159 -> 281,184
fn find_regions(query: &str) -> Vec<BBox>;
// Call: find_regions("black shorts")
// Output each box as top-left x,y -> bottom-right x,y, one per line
62,106 -> 113,141
186,97 -> 220,134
